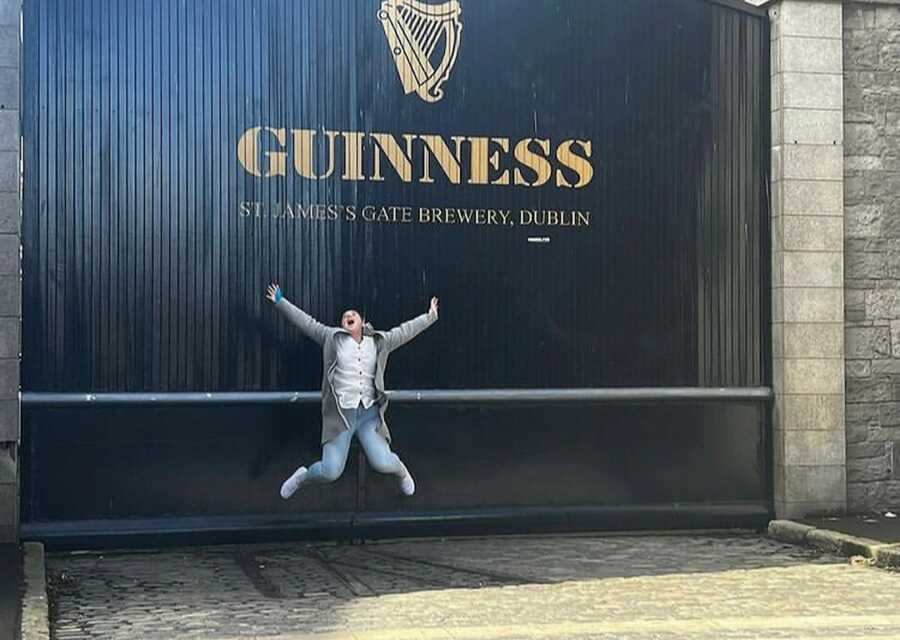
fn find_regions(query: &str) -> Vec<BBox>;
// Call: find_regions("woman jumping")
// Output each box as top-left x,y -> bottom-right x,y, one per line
265,283 -> 439,498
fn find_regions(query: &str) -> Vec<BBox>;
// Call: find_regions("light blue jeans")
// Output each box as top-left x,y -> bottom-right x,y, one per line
304,404 -> 406,484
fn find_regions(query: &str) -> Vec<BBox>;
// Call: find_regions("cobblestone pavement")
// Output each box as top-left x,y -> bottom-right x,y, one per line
47,534 -> 900,640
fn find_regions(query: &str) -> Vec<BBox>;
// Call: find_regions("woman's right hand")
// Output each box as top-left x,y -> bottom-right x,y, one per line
266,283 -> 283,304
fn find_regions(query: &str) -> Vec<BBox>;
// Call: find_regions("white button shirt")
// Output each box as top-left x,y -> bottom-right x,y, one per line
333,334 -> 378,410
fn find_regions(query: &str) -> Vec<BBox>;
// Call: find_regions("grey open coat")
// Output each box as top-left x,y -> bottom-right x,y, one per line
276,297 -> 438,445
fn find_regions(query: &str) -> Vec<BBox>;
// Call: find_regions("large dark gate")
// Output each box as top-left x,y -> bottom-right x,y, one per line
20,0 -> 770,548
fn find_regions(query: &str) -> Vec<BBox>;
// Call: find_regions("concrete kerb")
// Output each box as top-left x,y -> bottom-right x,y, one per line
768,520 -> 900,569
21,542 -> 50,640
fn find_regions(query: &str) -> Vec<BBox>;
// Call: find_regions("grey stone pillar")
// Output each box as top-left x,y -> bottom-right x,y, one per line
769,0 -> 848,518
0,0 -> 19,543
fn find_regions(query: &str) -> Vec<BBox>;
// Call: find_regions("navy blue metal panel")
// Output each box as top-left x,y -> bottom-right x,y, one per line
696,8 -> 770,386
22,0 -> 770,392
22,400 -> 769,548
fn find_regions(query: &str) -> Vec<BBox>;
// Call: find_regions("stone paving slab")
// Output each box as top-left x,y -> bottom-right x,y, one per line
797,515 -> 900,545
45,534 -> 900,640
769,520 -> 900,568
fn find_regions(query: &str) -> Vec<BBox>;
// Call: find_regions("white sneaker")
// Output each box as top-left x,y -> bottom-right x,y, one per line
399,467 -> 416,496
280,465 -> 308,499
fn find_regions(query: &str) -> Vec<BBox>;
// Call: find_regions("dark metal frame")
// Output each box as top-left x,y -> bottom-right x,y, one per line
23,387 -> 774,408
19,0 -> 774,549
759,16 -> 774,518
22,503 -> 772,550
23,385 -> 775,549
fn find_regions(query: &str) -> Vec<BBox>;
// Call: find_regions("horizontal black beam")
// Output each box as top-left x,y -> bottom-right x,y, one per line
22,503 -> 772,551
21,387 -> 773,408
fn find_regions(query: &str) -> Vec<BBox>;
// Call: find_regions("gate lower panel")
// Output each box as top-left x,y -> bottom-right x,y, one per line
21,396 -> 771,549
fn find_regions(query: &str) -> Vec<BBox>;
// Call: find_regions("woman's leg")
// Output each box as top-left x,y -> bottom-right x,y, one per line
305,429 -> 354,483
356,408 -> 415,495
280,426 -> 354,499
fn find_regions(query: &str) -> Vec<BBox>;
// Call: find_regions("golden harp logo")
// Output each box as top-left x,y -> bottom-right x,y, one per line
378,0 -> 462,103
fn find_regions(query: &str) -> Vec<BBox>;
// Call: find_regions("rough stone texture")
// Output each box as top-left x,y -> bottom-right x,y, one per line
0,0 -> 17,28
0,400 -> 17,441
0,481 -> 13,524
767,519 -> 815,544
844,2 -> 900,513
0,445 -> 14,484
0,451 -> 14,542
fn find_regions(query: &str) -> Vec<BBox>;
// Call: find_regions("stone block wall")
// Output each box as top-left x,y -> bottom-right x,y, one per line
843,1 -> 900,512
0,0 -> 17,543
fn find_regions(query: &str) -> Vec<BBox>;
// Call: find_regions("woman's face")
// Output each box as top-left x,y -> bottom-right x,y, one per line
341,310 -> 363,332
